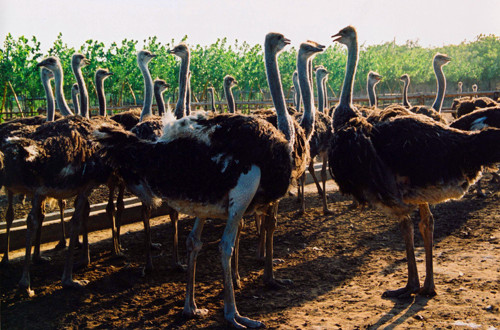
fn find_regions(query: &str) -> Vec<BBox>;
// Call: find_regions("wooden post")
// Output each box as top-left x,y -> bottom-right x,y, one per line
7,81 -> 23,118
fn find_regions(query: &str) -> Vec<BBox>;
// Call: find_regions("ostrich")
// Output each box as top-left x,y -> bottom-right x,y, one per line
323,71 -> 329,110
207,86 -> 216,112
71,83 -> 80,116
223,75 -> 238,113
316,66 -> 329,113
71,54 -> 90,118
94,32 -> 307,328
400,74 -> 411,108
0,67 -> 67,264
154,78 -> 170,116
170,42 -> 190,119
458,81 -> 463,94
292,70 -> 301,111
472,84 -> 478,97
328,25 -> 500,299
367,71 -> 382,108
451,92 -> 498,119
186,71 -> 192,115
95,68 -> 114,116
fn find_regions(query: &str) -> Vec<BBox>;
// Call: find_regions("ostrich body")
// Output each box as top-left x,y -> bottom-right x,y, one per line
367,71 -> 382,108
400,74 -> 411,108
451,96 -> 497,118
328,25 -> 500,298
223,75 -> 238,113
95,32 -> 300,328
154,78 -> 169,116
71,83 -> 80,116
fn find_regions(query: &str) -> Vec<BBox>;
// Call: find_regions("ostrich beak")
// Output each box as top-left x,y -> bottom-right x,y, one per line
331,32 -> 342,43
84,59 -> 91,65
283,38 -> 291,45
106,72 -> 114,76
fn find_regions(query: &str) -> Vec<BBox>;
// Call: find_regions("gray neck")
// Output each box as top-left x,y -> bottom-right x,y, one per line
431,62 -> 446,112
155,87 -> 166,116
139,60 -> 154,121
292,74 -> 301,111
71,89 -> 80,115
73,65 -> 89,118
367,79 -> 377,107
265,47 -> 294,147
308,60 -> 313,96
175,55 -> 190,119
323,78 -> 328,109
185,74 -> 191,116
53,66 -> 73,116
298,57 -> 315,139
208,89 -> 216,111
402,79 -> 411,107
316,73 -> 324,113
96,78 -> 107,116
42,76 -> 55,122
224,84 -> 236,113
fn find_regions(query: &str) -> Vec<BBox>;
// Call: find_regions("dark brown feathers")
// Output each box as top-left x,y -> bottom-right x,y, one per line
110,108 -> 142,130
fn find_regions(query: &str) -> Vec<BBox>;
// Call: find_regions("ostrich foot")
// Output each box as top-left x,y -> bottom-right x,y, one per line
18,278 -> 35,297
53,239 -> 67,250
265,277 -> 293,290
418,284 -> 437,297
382,285 -> 420,298
226,313 -> 264,329
62,278 -> 88,289
323,208 -> 333,215
182,307 -> 209,318
151,242 -> 162,251
32,254 -> 51,264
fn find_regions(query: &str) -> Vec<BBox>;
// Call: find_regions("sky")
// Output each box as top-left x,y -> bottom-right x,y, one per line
0,0 -> 499,52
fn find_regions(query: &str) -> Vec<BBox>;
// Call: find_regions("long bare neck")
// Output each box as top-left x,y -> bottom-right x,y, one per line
155,88 -> 166,116
298,57 -> 315,139
402,78 -> 411,107
292,74 -> 301,111
316,73 -> 324,113
265,47 -> 294,147
139,60 -> 154,121
185,74 -> 191,116
367,79 -> 377,107
72,89 -> 80,115
96,78 -> 107,116
322,78 -> 328,109
42,76 -> 55,121
333,38 -> 359,131
175,55 -> 190,119
224,84 -> 236,113
73,65 -> 89,118
53,66 -> 73,116
208,89 -> 215,111
431,62 -> 446,112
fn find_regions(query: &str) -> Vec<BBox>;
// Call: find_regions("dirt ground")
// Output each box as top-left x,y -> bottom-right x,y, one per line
1,177 -> 499,329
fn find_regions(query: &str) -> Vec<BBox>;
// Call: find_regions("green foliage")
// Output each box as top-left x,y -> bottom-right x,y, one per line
0,33 -> 498,112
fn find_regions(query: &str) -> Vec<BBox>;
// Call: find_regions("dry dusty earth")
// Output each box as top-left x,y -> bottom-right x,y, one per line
1,178 -> 499,329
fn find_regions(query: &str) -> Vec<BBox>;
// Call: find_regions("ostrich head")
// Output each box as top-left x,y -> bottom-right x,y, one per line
168,43 -> 190,60
223,75 -> 238,90
72,53 -> 90,68
433,53 -> 451,67
265,33 -> 291,55
95,68 -> 114,82
37,56 -> 61,72
472,84 -> 478,92
299,41 -> 325,62
137,49 -> 156,66
292,71 -> 298,82
154,78 -> 170,94
71,83 -> 79,94
458,81 -> 463,88
368,71 -> 382,86
40,67 -> 54,81
400,74 -> 410,83
331,26 -> 357,47
316,66 -> 329,81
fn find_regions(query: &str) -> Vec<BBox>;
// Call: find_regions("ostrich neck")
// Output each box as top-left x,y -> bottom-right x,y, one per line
333,39 -> 359,131
402,79 -> 411,107
323,78 -> 328,109
431,63 -> 446,112
175,55 -> 190,119
53,67 -> 73,116
292,75 -> 301,111
367,80 -> 377,107
209,90 -> 215,111
224,85 -> 236,113
96,79 -> 107,116
185,76 -> 191,116
155,88 -> 166,116
316,74 -> 324,113
138,60 -> 154,121
298,57 -> 315,139
73,66 -> 89,118
42,78 -> 55,121
71,90 -> 80,115
265,48 -> 294,147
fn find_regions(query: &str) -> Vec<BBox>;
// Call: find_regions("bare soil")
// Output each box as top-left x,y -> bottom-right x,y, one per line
1,178 -> 499,329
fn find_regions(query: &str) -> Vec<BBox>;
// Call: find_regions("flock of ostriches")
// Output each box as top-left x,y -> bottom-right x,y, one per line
1,26 -> 500,328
